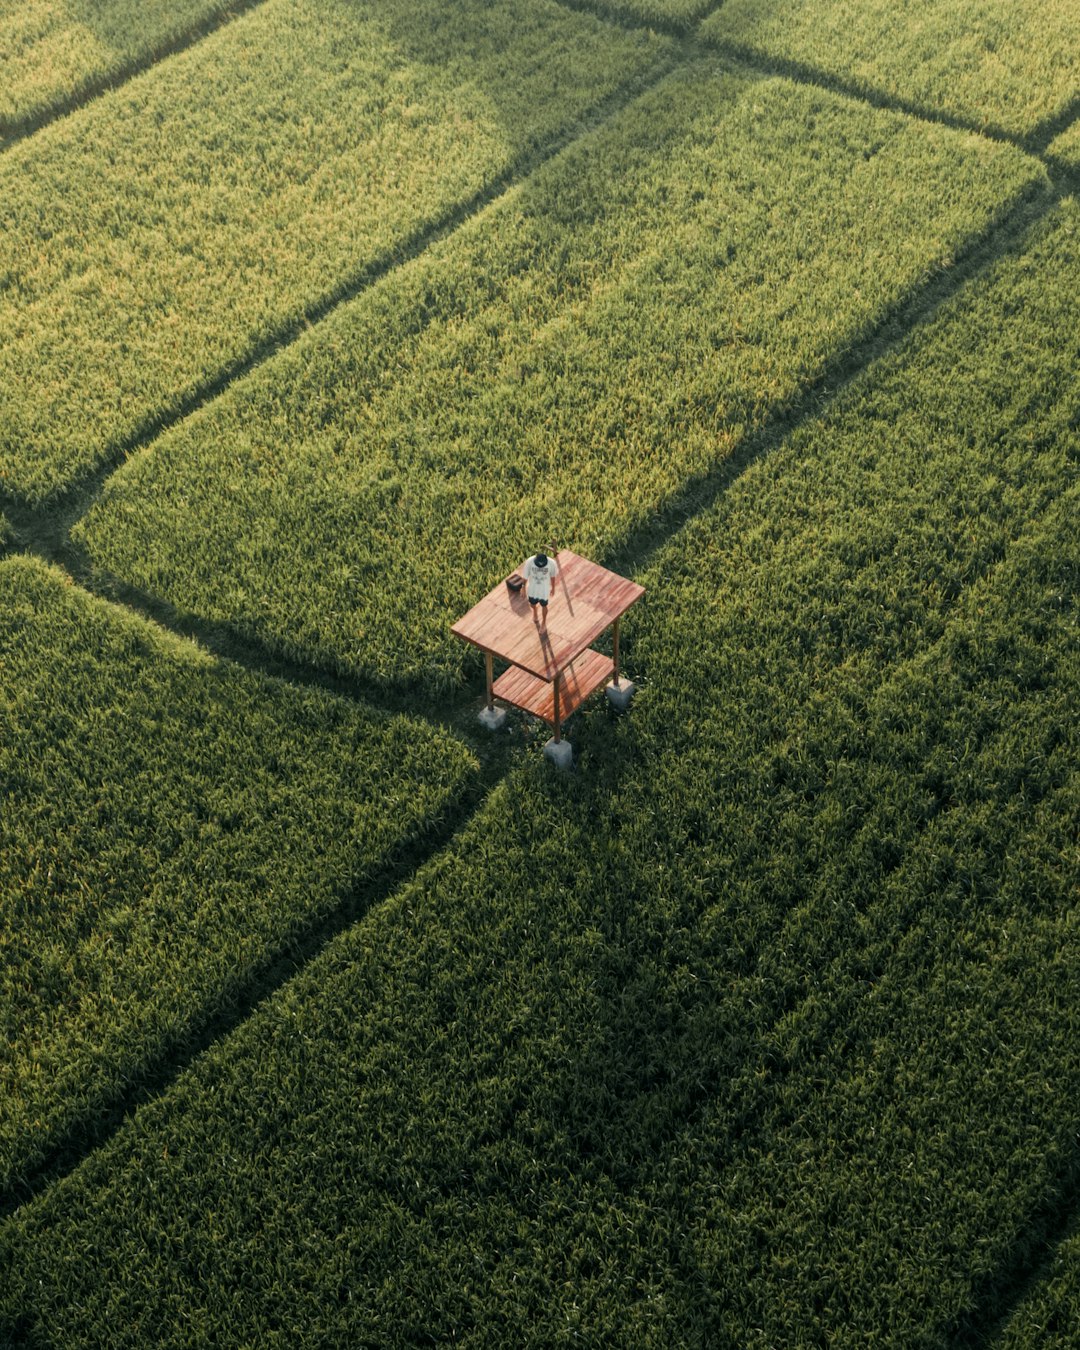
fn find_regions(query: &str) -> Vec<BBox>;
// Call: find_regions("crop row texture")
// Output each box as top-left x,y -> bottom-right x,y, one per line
0,0 -> 242,141
3,199 -> 1076,1347
74,61 -> 1044,690
0,0 -> 670,505
0,556 -> 476,1197
699,0 -> 1080,142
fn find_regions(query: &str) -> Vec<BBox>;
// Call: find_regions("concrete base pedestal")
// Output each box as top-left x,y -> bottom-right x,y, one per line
606,680 -> 637,711
478,704 -> 508,731
543,737 -> 573,769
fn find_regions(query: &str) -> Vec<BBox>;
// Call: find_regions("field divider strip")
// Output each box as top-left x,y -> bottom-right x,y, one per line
0,0 -> 272,155
0,763 -> 515,1223
692,36 -> 1036,152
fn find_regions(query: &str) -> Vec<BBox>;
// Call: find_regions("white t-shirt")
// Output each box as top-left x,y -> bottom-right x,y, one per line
523,555 -> 559,601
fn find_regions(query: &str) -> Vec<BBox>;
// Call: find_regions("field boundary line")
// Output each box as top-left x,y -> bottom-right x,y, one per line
0,0 -> 272,156
0,766 -> 515,1223
693,37 -> 1037,153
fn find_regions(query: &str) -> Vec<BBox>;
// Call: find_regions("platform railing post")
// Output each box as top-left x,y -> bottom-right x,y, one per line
553,672 -> 562,743
485,651 -> 494,711
613,617 -> 621,687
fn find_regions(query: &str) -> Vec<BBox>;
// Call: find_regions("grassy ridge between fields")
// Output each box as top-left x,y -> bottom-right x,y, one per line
0,556 -> 477,1198
699,0 -> 1080,143
0,0 -> 249,141
0,0 -> 670,506
3,199 -> 1076,1349
75,61 -> 1045,690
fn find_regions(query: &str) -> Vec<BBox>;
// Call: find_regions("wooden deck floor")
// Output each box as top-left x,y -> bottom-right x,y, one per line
492,649 -> 615,725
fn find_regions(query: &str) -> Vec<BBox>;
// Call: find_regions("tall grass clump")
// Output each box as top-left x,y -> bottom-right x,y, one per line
0,0 -> 670,504
0,556 -> 476,1196
76,60 -> 1045,690
700,0 -> 1080,141
3,199 -> 1076,1349
0,0 -> 249,142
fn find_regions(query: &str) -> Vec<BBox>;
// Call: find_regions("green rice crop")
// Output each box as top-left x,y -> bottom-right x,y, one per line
1000,1228 -> 1080,1348
75,61 -> 1044,690
0,0 -> 245,140
0,555 -> 476,1195
569,0 -> 717,33
1047,123 -> 1080,175
0,0 -> 670,505
699,0 -> 1080,141
3,198 -> 1076,1348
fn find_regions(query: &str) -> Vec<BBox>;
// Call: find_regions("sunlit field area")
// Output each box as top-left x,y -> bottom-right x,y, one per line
1,0 -> 1077,1344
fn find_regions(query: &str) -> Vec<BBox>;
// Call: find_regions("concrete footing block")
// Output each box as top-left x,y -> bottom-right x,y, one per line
606,680 -> 637,711
543,737 -> 573,769
478,704 -> 508,731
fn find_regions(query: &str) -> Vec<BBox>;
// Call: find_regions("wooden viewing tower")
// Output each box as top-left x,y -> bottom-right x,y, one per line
451,549 -> 644,765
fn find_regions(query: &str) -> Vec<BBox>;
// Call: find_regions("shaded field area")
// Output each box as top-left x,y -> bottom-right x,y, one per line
0,0 -> 670,504
2,196 -> 1076,1346
0,557 -> 476,1198
74,61 -> 1044,690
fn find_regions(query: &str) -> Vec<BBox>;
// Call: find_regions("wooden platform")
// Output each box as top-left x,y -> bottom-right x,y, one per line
492,649 -> 614,725
451,549 -> 644,739
451,549 -> 644,683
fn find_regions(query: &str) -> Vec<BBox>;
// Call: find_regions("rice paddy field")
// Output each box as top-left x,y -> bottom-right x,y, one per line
0,0 -> 1077,1345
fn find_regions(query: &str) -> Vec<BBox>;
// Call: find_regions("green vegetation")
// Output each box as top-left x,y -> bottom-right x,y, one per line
0,555 -> 476,1195
3,198 -> 1076,1347
1000,1227 -> 1080,1348
0,0 -> 670,504
0,0 -> 244,140
699,0 -> 1080,141
75,61 -> 1044,689
571,0 -> 717,33
1048,123 -> 1080,175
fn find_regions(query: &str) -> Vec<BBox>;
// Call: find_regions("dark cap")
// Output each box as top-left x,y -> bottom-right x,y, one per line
534,552 -> 548,569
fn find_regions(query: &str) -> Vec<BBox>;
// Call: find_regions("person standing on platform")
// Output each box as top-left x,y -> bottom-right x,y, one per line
523,550 -> 559,626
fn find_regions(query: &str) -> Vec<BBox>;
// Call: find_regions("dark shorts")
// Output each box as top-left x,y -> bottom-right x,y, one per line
528,595 -> 548,607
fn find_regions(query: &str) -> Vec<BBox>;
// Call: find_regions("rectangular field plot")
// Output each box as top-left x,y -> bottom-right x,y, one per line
700,0 -> 1080,142
0,0 -> 670,505
0,556 -> 476,1196
0,0 -> 243,141
75,61 -> 1044,690
4,205 -> 1077,1348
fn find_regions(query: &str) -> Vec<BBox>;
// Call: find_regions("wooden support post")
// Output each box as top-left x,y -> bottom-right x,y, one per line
485,650 -> 494,710
612,617 -> 621,687
552,671 -> 562,743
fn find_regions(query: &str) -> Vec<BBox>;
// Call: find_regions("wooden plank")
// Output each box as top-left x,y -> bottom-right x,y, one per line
492,649 -> 614,724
